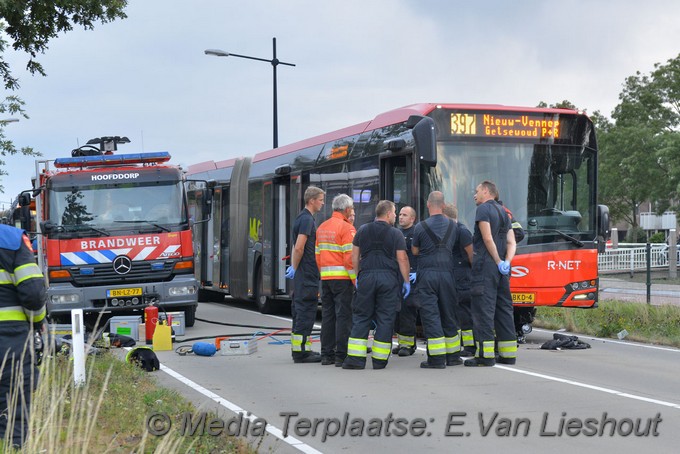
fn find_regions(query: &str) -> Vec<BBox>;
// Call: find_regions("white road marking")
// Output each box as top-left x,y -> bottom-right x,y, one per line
160,363 -> 323,454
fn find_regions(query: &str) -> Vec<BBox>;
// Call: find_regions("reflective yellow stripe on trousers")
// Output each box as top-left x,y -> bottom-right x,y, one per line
497,340 -> 517,359
372,340 -> 391,361
347,337 -> 367,358
427,337 -> 446,356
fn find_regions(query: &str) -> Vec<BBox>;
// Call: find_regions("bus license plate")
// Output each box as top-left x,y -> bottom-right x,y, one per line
512,292 -> 535,304
107,288 -> 142,298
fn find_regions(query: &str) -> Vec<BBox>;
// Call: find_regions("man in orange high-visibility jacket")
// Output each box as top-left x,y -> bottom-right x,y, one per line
315,194 -> 356,366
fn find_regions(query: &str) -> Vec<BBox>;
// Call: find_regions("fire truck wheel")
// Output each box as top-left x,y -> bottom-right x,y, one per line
178,306 -> 196,327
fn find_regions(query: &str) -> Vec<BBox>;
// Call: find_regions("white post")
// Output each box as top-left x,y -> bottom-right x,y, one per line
71,309 -> 86,386
611,227 -> 618,249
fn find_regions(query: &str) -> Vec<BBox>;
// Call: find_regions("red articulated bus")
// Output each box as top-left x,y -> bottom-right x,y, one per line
187,104 -> 610,341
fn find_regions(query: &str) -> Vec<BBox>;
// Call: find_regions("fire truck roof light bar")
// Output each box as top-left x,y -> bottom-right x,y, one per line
54,152 -> 172,168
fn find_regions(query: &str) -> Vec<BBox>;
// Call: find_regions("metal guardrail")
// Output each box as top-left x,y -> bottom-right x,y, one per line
598,243 -> 674,272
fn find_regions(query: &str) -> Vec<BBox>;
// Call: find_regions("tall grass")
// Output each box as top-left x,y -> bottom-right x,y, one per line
535,300 -> 680,347
2,339 -> 251,453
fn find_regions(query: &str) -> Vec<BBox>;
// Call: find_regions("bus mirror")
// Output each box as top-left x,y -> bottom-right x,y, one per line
597,204 -> 610,242
384,138 -> 406,151
18,193 -> 31,207
275,164 -> 291,176
407,115 -> 437,166
40,220 -> 55,234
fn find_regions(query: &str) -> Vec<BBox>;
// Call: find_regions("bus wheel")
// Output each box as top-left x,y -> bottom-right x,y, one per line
254,267 -> 276,314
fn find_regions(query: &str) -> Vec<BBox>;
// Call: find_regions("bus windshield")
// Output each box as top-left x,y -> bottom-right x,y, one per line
48,181 -> 186,229
433,141 -> 597,244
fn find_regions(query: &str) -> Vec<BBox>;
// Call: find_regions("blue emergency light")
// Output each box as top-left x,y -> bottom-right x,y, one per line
54,152 -> 172,169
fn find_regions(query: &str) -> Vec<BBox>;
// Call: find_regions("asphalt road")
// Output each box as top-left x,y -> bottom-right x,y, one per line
599,276 -> 680,305
148,299 -> 680,453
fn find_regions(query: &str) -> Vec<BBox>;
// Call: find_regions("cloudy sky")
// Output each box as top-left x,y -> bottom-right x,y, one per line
2,0 -> 680,206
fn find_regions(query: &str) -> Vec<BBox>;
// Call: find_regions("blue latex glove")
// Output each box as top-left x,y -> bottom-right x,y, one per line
285,265 -> 296,279
402,282 -> 411,299
498,260 -> 511,276
409,272 -> 417,284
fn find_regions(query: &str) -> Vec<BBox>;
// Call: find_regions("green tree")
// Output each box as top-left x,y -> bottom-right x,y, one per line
597,53 -> 680,225
0,0 -> 128,192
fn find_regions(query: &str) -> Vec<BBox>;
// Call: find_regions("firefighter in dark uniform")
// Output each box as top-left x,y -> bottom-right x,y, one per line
0,224 -> 47,448
342,200 -> 411,370
443,203 -> 475,356
392,206 -> 418,356
286,186 -> 325,363
465,180 -> 517,367
412,192 -> 461,369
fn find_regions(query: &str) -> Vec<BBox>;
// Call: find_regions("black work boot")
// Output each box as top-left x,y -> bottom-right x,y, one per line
496,356 -> 516,365
321,356 -> 335,366
293,351 -> 322,363
341,356 -> 366,370
372,359 -> 388,370
463,357 -> 495,367
335,354 -> 346,367
398,345 -> 417,357
460,346 -> 476,357
446,353 -> 463,366
420,356 -> 446,369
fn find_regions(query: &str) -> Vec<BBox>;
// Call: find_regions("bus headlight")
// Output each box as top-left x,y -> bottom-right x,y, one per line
51,294 -> 80,304
168,286 -> 196,296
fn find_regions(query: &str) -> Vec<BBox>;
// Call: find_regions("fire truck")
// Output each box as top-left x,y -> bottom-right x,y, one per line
20,136 -> 208,326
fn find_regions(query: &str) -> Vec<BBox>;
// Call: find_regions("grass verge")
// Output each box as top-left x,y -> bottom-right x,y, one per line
534,300 -> 680,347
2,349 -> 254,453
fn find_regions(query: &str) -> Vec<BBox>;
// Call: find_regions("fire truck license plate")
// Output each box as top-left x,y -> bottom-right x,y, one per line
107,288 -> 142,298
512,293 -> 535,304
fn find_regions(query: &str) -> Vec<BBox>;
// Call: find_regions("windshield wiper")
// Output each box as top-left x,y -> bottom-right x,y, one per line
527,228 -> 584,247
114,220 -> 170,232
61,225 -> 110,237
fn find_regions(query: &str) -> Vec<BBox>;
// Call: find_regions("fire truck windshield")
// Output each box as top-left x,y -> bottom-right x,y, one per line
47,181 -> 186,228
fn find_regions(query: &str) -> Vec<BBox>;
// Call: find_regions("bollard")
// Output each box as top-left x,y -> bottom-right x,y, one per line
670,228 -> 677,279
71,309 -> 86,386
646,242 -> 651,305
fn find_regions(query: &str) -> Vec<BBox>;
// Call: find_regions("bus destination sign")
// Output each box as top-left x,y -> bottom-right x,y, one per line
450,112 -> 561,139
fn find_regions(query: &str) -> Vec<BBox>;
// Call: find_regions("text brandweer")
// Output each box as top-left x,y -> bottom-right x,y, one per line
81,236 -> 161,249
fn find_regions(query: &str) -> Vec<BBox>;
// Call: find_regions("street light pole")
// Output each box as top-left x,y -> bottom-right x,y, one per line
205,37 -> 295,149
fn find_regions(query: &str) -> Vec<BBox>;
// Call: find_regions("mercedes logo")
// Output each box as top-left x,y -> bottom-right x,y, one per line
113,255 -> 132,275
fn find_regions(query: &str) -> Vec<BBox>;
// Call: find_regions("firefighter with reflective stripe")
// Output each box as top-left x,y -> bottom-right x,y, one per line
412,192 -> 461,369
443,203 -> 475,356
315,194 -> 356,366
342,200 -> 410,370
465,181 -> 517,367
392,206 -> 418,356
286,186 -> 325,363
0,224 -> 47,448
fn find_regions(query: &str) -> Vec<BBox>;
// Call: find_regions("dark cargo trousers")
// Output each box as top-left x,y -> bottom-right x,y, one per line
470,256 -> 516,361
320,279 -> 354,361
418,269 -> 461,365
345,271 -> 400,368
291,274 -> 319,358
0,325 -> 36,448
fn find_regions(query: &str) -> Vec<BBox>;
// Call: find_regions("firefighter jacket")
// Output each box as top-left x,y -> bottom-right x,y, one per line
0,225 -> 46,327
315,211 -> 356,282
